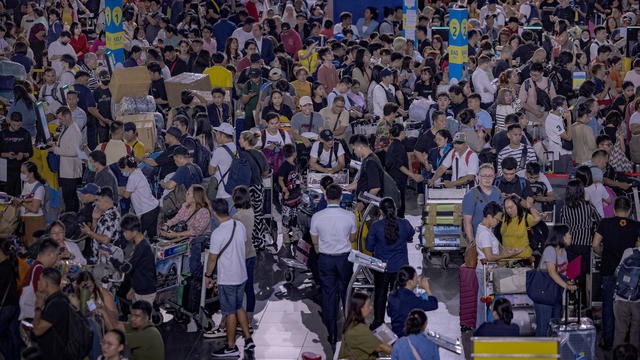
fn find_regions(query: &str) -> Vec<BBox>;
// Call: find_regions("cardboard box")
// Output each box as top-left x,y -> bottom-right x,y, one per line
109,66 -> 152,103
165,73 -> 212,107
117,113 -> 157,152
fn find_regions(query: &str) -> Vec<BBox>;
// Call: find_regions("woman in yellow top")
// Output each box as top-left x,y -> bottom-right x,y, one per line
291,67 -> 311,111
500,195 -> 542,259
298,39 -> 319,75
60,0 -> 78,26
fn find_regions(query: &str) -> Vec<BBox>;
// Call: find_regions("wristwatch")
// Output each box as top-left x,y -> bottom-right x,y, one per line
35,306 -> 42,312
205,273 -> 214,279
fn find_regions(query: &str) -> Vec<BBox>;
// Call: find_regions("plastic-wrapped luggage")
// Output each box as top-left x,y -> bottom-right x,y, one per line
548,289 -> 596,360
117,95 -> 156,116
492,267 -> 528,294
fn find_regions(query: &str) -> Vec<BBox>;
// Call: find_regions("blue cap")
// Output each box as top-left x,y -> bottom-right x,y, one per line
381,67 -> 393,78
78,183 -> 100,195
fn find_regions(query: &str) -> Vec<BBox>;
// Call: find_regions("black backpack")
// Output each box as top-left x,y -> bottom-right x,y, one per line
315,141 -> 341,168
182,136 -> 211,177
525,78 -> 552,112
62,298 -> 94,359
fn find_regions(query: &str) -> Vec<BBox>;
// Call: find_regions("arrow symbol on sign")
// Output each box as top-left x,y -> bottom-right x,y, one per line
105,7 -> 111,26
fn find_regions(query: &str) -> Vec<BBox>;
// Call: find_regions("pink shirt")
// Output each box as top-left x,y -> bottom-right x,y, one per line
202,38 -> 217,55
167,204 -> 211,237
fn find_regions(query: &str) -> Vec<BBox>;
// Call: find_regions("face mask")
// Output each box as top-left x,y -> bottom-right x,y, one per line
102,80 -> 110,86
20,173 -> 28,182
122,171 -> 129,177
88,162 -> 95,172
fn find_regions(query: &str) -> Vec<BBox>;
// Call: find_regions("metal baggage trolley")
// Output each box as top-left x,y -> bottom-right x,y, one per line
418,186 -> 468,269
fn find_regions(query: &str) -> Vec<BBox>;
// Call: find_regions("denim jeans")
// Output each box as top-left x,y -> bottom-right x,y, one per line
602,275 -> 616,346
245,257 -> 256,313
534,302 -> 562,336
476,268 -> 486,328
88,317 -> 102,360
0,305 -> 22,360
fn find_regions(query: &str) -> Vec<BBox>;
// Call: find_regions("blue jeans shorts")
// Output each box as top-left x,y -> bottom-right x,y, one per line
218,282 -> 246,315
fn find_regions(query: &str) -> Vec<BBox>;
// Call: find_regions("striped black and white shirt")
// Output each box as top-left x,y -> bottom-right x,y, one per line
497,143 -> 538,174
560,201 -> 601,247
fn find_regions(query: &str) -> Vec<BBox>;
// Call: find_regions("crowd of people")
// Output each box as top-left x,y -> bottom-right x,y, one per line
2,0 -> 640,358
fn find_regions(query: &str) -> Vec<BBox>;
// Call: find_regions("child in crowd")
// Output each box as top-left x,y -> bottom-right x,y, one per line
278,144 -> 302,249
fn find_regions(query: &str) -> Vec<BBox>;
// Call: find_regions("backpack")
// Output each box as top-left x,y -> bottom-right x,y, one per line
338,63 -> 355,80
494,175 -> 527,194
525,216 -> 549,253
363,154 -> 401,206
162,165 -> 195,220
62,297 -> 94,359
33,182 -> 62,224
525,78 -> 552,112
615,249 -> 640,301
526,2 -> 539,24
219,145 -> 252,194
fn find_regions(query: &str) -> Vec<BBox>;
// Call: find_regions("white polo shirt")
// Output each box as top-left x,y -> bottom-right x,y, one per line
125,168 -> 159,216
545,112 -> 571,160
310,205 -> 357,255
441,147 -> 479,182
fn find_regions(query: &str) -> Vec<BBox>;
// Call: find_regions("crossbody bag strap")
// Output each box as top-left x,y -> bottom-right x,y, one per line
217,220 -> 237,258
407,337 -> 422,360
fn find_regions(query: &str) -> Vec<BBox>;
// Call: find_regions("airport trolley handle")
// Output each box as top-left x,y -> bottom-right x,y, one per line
358,192 -> 381,206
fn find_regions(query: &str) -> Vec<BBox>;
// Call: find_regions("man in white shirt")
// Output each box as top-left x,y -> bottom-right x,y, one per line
47,31 -> 77,80
472,55 -> 497,109
208,123 -> 238,224
204,199 -> 255,357
120,163 -> 160,239
480,0 -> 506,27
333,12 -> 359,37
310,184 -> 357,345
428,132 -> 479,188
231,17 -> 256,50
589,26 -> 611,61
65,90 -> 87,146
309,129 -> 345,174
624,58 -> 640,89
39,67 -> 66,117
372,67 -> 396,117
50,107 -> 82,212
545,95 -> 574,173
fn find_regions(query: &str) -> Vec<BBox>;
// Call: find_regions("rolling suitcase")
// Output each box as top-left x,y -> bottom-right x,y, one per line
548,288 -> 596,360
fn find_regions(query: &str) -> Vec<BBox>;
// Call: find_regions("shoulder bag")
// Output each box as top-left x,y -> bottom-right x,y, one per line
525,250 -> 565,306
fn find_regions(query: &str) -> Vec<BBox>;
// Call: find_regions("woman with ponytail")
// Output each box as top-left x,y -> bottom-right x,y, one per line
391,309 -> 440,360
337,292 -> 392,359
387,265 -> 439,337
365,197 -> 415,330
474,297 -> 520,337
0,237 -> 21,360
118,155 -> 160,239
14,161 -> 47,247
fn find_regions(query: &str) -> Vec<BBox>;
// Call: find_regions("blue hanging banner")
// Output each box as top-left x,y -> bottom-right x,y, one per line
105,0 -> 124,65
448,8 -> 468,82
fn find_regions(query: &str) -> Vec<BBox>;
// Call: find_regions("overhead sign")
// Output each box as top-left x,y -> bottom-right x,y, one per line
448,9 -> 468,82
403,0 -> 417,48
105,0 -> 124,65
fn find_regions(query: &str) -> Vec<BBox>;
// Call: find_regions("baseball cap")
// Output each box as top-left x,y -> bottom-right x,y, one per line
124,122 -> 136,132
213,122 -> 235,136
269,68 -> 283,79
172,145 -> 189,157
249,53 -> 262,63
98,69 -> 110,79
453,132 -> 467,143
165,126 -> 182,139
248,68 -> 262,78
488,0 -> 497,4
380,67 -> 393,78
78,183 -> 100,195
299,96 -> 313,107
320,129 -> 334,142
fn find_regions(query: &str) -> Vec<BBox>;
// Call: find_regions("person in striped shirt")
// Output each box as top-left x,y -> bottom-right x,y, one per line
496,123 -> 538,174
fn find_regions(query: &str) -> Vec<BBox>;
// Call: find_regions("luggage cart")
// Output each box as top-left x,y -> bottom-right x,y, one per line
262,170 -> 279,251
418,186 -> 467,269
161,237 -> 217,331
486,262 -> 536,336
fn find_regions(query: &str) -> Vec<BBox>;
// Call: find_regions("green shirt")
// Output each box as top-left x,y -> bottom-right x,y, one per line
125,324 -> 165,360
242,79 -> 264,122
337,323 -> 382,360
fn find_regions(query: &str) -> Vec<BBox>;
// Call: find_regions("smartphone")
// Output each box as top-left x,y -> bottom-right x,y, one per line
87,299 -> 97,312
21,320 -> 34,329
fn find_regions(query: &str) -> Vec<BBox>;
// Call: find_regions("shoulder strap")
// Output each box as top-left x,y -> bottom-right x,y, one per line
495,176 -> 502,188
519,176 -> 526,192
520,144 -> 528,170
279,129 -> 286,143
407,337 -> 422,360
218,220 -> 237,258
261,130 -> 266,147
465,149 -> 473,166
100,142 -> 107,152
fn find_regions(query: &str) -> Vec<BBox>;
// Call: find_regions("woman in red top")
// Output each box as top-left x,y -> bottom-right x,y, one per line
70,22 -> 90,61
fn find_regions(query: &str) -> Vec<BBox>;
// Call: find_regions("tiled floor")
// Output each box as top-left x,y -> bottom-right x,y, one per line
162,190 -> 465,359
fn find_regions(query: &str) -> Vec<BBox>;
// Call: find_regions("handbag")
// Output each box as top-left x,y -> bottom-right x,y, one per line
464,243 -> 478,269
169,208 -> 200,234
525,251 -> 564,305
47,152 -> 60,172
561,138 -> 573,151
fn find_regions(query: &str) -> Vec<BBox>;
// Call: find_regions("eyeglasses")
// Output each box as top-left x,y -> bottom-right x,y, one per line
478,174 -> 494,178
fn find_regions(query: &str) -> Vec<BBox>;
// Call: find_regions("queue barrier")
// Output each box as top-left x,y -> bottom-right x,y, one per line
472,337 -> 559,359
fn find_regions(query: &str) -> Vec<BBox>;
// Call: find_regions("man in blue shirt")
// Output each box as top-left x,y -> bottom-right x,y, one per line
213,8 -> 237,52
162,145 -> 203,192
462,163 -> 503,244
72,71 -> 110,149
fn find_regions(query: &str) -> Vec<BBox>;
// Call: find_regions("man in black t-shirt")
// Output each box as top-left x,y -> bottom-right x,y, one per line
93,70 -> 113,144
345,135 -> 383,208
32,268 -> 70,360
0,112 -> 32,196
142,126 -> 181,179
592,197 -> 640,349
148,63 -> 169,111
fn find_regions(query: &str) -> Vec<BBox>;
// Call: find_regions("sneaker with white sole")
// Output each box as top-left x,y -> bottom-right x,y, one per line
244,338 -> 256,351
211,345 -> 240,357
203,327 -> 227,339
237,324 -> 254,334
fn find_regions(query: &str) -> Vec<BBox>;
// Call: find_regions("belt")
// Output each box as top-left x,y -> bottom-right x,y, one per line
319,252 -> 350,257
